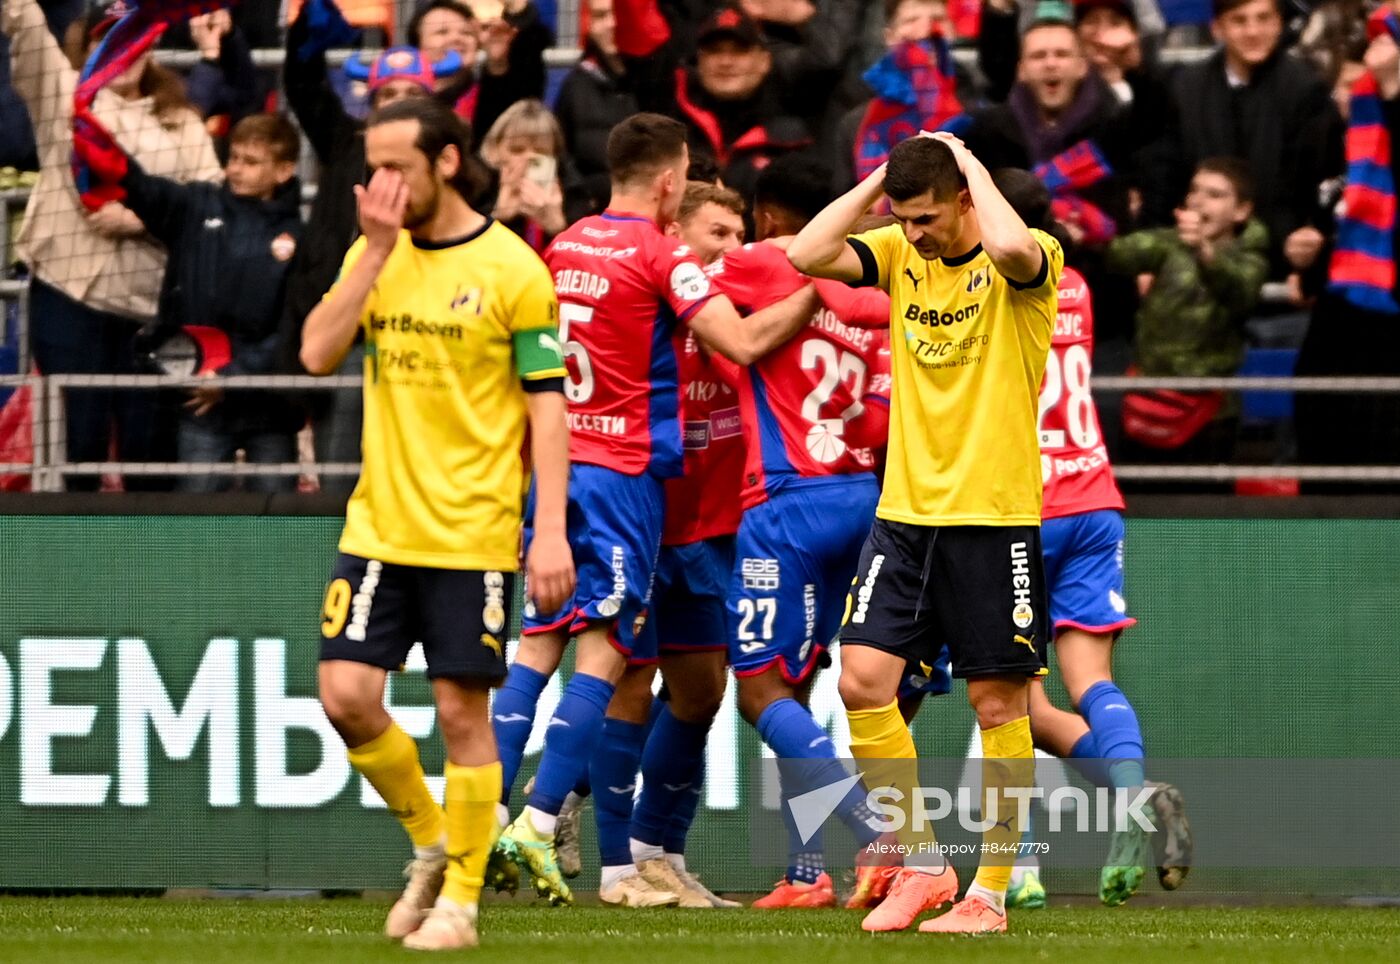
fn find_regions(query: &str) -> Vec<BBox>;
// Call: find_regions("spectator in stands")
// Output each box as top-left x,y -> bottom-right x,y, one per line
963,15 -> 1135,250
1295,6 -> 1400,490
616,2 -> 814,203
1167,0 -> 1344,280
74,113 -> 306,492
1106,157 -> 1269,479
979,0 -> 1165,103
183,9 -> 260,158
554,0 -> 638,218
408,0 -> 553,146
4,0 -> 220,490
738,0 -> 871,139
664,180 -> 747,262
829,0 -> 972,193
480,98 -> 582,249
282,6 -> 437,495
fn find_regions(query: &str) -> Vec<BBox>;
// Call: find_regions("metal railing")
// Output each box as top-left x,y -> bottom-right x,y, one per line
3,372 -> 1400,491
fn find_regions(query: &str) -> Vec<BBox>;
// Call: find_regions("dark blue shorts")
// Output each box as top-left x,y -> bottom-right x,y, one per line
645,536 -> 735,656
729,476 -> 879,684
1042,509 -> 1136,636
318,553 -> 511,681
521,464 -> 665,660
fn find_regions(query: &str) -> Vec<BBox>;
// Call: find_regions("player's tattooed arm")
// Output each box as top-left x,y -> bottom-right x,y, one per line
927,131 -> 1044,287
689,285 -> 820,366
300,169 -> 407,374
524,390 -> 576,613
786,163 -> 889,282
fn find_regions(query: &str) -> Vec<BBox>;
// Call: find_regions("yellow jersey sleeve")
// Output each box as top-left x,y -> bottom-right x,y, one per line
845,223 -> 905,292
508,258 -> 567,383
322,236 -> 376,316
1008,228 -> 1065,304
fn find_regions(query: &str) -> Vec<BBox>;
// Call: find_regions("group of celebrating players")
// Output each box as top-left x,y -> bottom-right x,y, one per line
302,94 -> 1191,951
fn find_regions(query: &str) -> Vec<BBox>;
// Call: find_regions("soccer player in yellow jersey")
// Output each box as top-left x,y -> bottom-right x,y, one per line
301,98 -> 575,951
788,132 -> 1063,934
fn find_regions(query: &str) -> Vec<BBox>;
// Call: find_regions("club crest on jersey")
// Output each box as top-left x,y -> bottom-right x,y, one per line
965,266 -> 991,293
450,286 -> 483,314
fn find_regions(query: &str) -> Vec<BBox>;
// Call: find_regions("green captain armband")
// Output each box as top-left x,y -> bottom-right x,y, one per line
514,328 -> 567,382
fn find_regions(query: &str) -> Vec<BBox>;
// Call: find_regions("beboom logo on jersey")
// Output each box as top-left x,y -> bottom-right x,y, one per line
903,302 -> 980,327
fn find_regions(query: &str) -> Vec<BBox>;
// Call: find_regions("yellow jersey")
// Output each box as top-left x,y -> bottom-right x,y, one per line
846,225 -> 1062,526
331,220 -> 566,570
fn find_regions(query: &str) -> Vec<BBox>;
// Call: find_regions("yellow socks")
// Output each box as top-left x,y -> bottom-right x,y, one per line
347,723 -> 445,849
440,761 -> 503,908
972,715 -> 1035,895
847,699 -> 935,857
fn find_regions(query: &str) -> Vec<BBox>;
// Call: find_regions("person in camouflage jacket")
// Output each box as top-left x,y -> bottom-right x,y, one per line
1105,157 -> 1268,485
1106,156 -> 1270,383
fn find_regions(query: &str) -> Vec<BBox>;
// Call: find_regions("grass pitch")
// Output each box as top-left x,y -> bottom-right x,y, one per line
1,897 -> 1398,963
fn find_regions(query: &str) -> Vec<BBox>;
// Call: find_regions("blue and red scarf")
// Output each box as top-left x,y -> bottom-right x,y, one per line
1328,8 -> 1400,315
71,0 -> 228,211
1033,139 -> 1117,246
854,35 -> 967,182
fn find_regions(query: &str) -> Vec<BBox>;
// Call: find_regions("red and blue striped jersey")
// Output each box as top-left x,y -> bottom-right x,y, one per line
1039,266 -> 1124,518
545,211 -> 717,477
707,241 -> 891,509
662,328 -> 746,545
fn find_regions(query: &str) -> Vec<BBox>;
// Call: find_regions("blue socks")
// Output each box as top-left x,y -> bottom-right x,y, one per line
1066,730 -> 1112,788
492,663 -> 548,804
1079,680 -> 1145,789
757,699 -> 879,847
590,717 -> 646,867
631,704 -> 712,847
527,672 -> 615,815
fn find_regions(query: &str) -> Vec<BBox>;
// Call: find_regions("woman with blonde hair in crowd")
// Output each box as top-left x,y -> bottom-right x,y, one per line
4,0 -> 219,490
480,98 -> 585,250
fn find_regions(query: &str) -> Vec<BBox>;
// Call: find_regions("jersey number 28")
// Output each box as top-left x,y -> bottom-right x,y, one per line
1037,343 -> 1097,450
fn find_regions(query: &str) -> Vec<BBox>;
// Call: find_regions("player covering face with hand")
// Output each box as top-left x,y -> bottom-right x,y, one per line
788,132 -> 1062,935
302,98 -> 574,951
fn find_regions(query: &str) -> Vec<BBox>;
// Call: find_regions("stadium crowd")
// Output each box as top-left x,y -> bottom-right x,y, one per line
0,0 -> 1396,492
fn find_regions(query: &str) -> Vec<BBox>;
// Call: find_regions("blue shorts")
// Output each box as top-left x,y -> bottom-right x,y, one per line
521,464 -> 665,660
1042,509 -> 1136,636
897,646 -> 953,701
645,536 -> 735,656
729,475 -> 879,684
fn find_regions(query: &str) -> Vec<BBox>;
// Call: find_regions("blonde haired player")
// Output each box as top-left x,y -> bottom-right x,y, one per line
302,97 -> 574,951
789,131 -> 1062,934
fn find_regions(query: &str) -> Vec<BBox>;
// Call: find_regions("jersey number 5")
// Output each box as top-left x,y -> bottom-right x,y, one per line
559,302 -> 595,403
1037,343 -> 1097,450
800,341 -> 867,464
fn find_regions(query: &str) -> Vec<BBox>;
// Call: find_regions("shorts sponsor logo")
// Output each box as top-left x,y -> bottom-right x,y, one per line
1010,542 -> 1034,629
1013,633 -> 1037,655
1109,589 -> 1127,614
345,560 -> 383,643
482,571 -> 507,635
851,554 -> 884,625
801,584 -> 816,659
742,558 -> 780,591
670,262 -> 710,301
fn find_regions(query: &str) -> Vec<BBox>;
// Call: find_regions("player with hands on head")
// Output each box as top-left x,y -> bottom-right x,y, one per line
789,129 -> 1062,934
